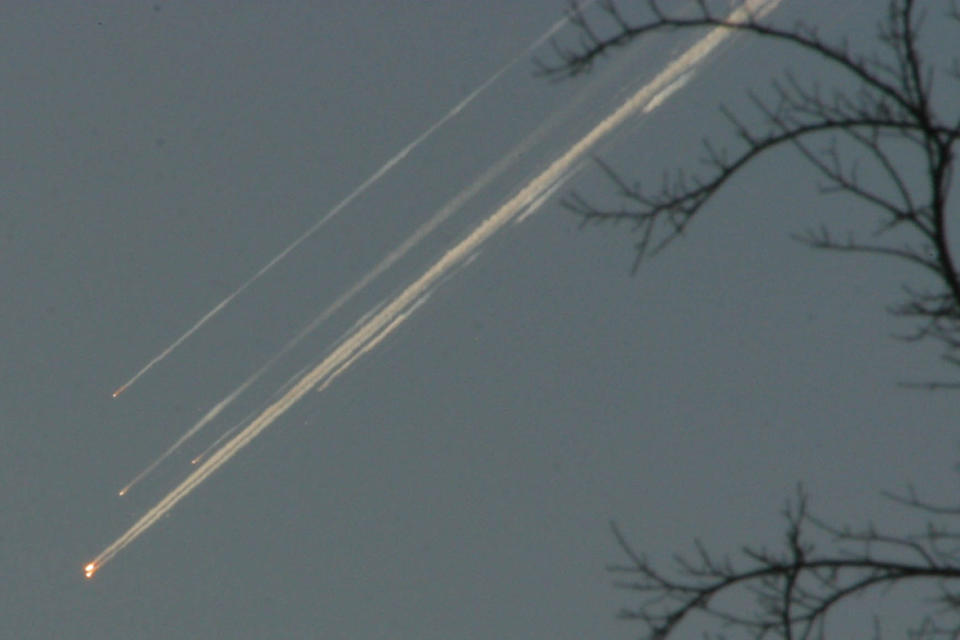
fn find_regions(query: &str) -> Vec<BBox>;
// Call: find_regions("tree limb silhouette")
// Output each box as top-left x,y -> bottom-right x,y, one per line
540,1 -> 960,636
609,487 -> 960,638
540,0 -> 960,366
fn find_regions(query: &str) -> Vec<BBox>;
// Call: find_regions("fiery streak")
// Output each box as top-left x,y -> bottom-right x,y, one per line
86,0 -> 780,576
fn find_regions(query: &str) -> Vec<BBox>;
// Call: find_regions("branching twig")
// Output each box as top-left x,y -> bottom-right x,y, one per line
543,0 -> 959,373
609,486 -> 960,639
542,2 -> 960,637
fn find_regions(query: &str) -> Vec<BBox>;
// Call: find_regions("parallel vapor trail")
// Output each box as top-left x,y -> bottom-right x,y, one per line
116,85 -> 567,496
86,0 -> 781,578
109,7 -> 588,399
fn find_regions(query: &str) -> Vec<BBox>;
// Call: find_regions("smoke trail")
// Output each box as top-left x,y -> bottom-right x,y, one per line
114,45 -> 601,495
86,0 -> 781,577
109,6 -> 592,399
116,112 -> 556,495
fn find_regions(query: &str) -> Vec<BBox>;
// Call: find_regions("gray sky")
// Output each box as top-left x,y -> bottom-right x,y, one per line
2,1 -> 957,638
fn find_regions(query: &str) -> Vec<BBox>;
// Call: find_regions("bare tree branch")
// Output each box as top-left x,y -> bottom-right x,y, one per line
609,487 -> 960,638
540,1 -> 960,637
542,0 -> 960,368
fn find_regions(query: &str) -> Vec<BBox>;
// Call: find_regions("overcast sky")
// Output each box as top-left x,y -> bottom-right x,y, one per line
2,1 -> 957,638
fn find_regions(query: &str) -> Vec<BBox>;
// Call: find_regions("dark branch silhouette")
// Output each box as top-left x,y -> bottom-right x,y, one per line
539,1 -> 960,637
609,486 -> 960,639
539,0 -> 960,365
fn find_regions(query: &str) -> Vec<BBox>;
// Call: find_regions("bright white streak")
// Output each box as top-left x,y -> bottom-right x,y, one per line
513,162 -> 584,226
118,134 -> 539,492
108,8 -> 586,399
118,392 -> 238,495
117,55 -> 585,492
191,363 -> 312,464
314,292 -> 433,394
87,0 -> 781,574
643,70 -> 694,114
190,424 -> 235,466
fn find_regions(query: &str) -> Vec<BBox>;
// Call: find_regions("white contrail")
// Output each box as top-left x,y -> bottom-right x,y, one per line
115,44 -> 601,495
513,161 -> 584,226
116,101 -> 563,495
85,0 -> 781,577
117,393 -> 238,496
190,362 -> 313,465
120,355 -> 318,496
108,6 -> 591,400
643,69 -> 694,114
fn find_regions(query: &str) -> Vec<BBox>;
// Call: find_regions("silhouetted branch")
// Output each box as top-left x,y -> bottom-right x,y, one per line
541,2 -> 960,636
542,0 -> 960,367
609,486 -> 960,638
